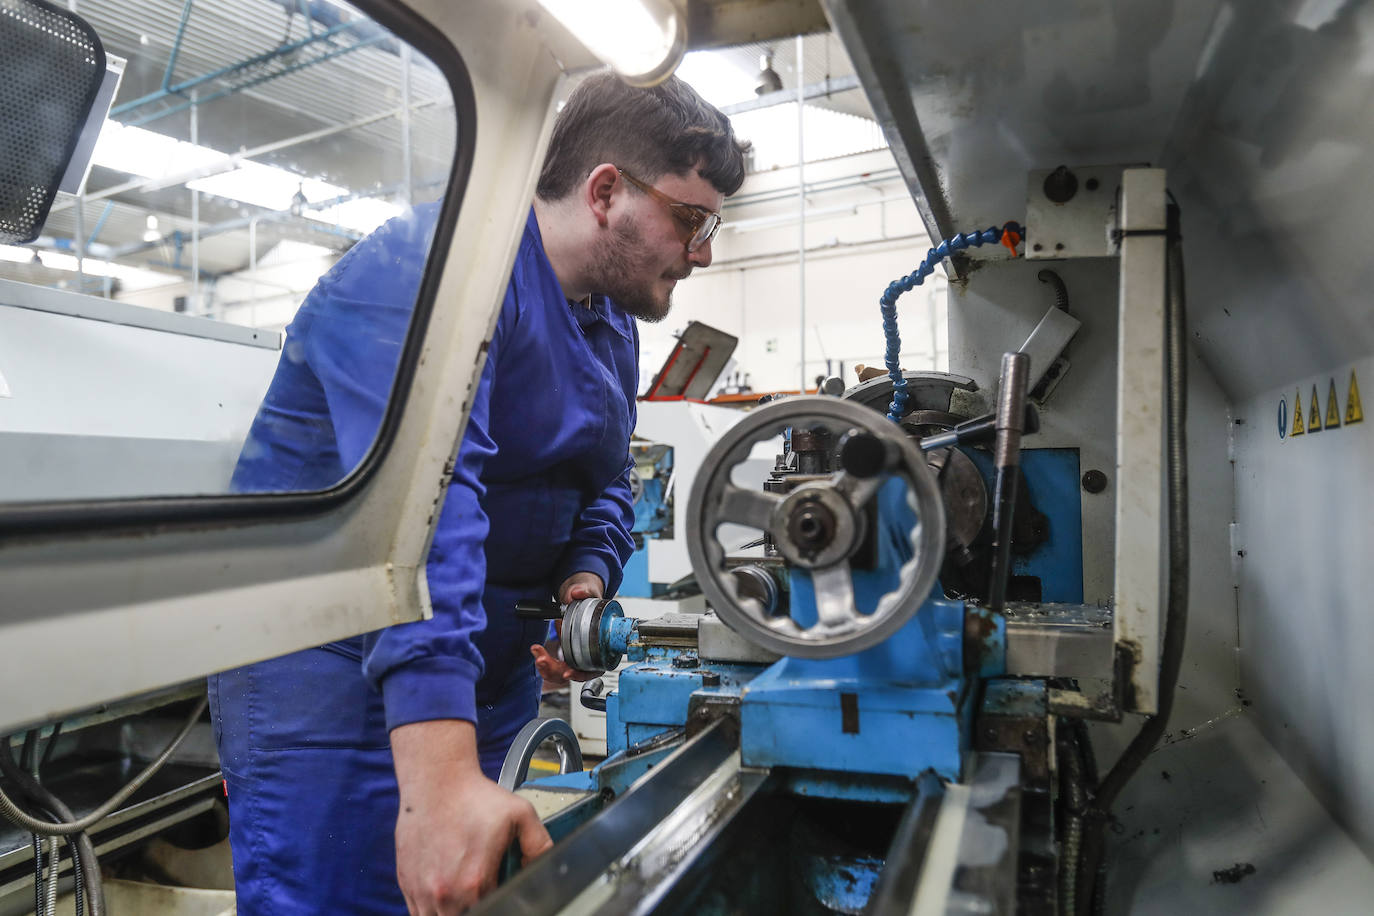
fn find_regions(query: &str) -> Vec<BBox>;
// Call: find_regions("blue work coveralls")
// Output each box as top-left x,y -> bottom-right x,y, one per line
209,205 -> 638,914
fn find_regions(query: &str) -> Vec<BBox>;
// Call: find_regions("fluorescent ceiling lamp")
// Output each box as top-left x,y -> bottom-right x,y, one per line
92,121 -> 226,181
307,197 -> 403,234
260,240 -> 337,264
538,0 -> 686,87
675,50 -> 758,109
91,121 -> 401,235
189,164 -> 338,213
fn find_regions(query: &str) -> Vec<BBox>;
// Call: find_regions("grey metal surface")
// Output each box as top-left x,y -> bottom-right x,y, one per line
1112,168 -> 1168,715
1104,710 -> 1374,914
1024,165 -> 1122,260
560,753 -> 767,916
498,718 -> 583,791
951,753 -> 1022,916
0,294 -> 281,500
1018,304 -> 1082,394
0,278 -> 280,348
1003,602 -> 1114,679
696,611 -> 780,665
910,753 -> 1022,916
865,772 -> 945,916
471,719 -> 740,916
0,299 -> 278,438
1230,353 -> 1374,860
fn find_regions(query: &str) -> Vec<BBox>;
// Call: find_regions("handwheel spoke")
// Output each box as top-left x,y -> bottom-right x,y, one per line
717,485 -> 782,531
832,471 -> 884,509
810,562 -> 859,631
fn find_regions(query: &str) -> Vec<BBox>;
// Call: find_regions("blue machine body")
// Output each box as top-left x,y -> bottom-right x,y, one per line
555,446 -> 1075,801
965,446 -> 1084,603
619,444 -> 673,599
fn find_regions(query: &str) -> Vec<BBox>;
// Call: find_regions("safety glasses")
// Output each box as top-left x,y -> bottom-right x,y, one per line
617,168 -> 722,253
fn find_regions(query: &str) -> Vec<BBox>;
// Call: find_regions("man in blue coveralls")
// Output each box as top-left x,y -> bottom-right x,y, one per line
209,73 -> 747,914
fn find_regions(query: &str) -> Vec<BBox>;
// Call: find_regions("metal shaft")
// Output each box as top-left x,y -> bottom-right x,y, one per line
986,352 -> 1031,615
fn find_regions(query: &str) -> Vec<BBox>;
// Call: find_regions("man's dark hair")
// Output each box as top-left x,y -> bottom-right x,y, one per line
537,73 -> 749,201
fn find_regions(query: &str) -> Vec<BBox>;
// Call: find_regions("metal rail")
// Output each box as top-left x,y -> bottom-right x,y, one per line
472,719 -> 746,916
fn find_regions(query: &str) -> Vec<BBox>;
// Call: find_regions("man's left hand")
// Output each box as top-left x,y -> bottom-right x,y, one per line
529,573 -> 605,684
556,571 -> 604,605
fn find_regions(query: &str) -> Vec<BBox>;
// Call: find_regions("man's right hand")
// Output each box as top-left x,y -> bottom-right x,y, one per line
391,719 -> 552,914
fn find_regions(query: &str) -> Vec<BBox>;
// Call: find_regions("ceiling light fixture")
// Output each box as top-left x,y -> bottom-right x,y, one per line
538,0 -> 686,87
755,49 -> 783,96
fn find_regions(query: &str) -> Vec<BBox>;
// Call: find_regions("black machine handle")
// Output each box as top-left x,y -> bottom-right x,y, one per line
918,404 -> 1039,452
514,598 -> 564,620
580,678 -> 607,712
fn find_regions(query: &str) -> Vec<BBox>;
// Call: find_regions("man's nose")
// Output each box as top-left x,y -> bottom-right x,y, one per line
688,238 -> 713,269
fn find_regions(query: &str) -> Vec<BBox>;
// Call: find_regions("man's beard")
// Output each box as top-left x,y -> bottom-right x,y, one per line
586,213 -> 682,323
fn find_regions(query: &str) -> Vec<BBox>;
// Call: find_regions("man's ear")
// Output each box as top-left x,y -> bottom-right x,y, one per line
584,163 -> 620,228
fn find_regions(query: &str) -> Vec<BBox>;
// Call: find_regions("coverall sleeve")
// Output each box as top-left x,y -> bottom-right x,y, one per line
554,330 -> 639,598
359,291 -> 516,731
294,206 -> 509,731
296,207 -> 437,473
555,453 -> 637,597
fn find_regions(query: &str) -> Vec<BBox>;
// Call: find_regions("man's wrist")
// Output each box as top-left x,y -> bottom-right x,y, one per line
391,719 -> 485,798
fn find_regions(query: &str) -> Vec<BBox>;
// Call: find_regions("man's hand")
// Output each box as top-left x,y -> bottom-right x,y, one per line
392,720 -> 551,915
530,573 -> 605,684
556,571 -> 604,604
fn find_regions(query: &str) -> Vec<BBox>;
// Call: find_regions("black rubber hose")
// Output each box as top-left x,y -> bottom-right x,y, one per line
0,744 -> 105,916
1038,269 -> 1071,312
1076,203 -> 1189,914
40,724 -> 64,771
0,697 -> 208,836
20,731 -> 38,774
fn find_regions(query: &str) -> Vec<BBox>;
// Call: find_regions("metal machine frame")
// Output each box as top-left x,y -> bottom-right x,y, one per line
0,0 -> 600,734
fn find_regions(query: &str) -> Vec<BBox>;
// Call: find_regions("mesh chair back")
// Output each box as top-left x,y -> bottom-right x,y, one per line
0,0 -> 106,243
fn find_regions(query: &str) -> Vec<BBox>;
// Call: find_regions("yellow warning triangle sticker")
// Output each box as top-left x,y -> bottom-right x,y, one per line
1309,386 -> 1323,432
1291,387 -> 1305,436
1348,370 -> 1364,424
1326,379 -> 1342,429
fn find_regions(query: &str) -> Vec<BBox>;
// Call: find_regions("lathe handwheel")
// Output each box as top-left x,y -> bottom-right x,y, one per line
686,397 -> 946,659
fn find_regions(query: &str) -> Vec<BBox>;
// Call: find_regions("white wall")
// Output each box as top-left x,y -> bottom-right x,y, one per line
645,149 -> 943,396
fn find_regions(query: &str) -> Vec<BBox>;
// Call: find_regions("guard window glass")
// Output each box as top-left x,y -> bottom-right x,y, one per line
0,0 -> 456,502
